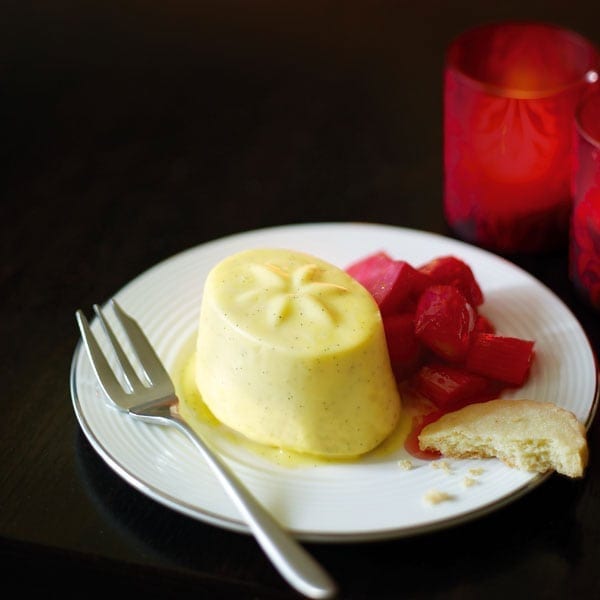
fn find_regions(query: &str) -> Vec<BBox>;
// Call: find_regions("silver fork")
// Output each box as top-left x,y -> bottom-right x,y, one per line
75,299 -> 337,600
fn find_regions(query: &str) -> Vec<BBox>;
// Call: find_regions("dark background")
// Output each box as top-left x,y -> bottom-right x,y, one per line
2,2 -> 599,598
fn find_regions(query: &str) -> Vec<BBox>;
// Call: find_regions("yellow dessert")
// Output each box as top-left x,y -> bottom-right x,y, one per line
193,248 -> 401,457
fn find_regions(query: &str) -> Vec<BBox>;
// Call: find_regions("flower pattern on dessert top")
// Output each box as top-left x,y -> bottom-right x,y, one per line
238,261 -> 349,327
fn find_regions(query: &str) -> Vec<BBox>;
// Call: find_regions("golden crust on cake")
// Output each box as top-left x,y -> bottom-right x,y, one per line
418,399 -> 588,478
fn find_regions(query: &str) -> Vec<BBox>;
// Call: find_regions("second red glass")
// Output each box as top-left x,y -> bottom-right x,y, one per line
569,89 -> 600,309
444,22 -> 599,253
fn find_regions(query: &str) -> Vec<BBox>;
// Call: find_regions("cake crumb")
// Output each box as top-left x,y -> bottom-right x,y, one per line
397,459 -> 413,470
462,476 -> 478,488
468,467 -> 485,477
431,460 -> 452,473
423,489 -> 454,505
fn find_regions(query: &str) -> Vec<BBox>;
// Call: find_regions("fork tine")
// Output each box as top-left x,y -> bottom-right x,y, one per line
110,299 -> 174,397
75,310 -> 128,403
93,303 -> 146,393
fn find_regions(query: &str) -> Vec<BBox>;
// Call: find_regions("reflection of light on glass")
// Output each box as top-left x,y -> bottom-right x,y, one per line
501,66 -> 545,90
586,70 -> 599,84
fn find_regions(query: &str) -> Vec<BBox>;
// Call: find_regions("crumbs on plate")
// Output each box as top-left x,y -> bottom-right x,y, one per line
430,460 -> 452,474
463,467 -> 485,488
421,463 -> 487,504
423,489 -> 454,505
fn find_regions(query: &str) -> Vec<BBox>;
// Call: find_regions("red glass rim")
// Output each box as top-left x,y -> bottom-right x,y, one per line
576,89 -> 600,148
446,20 -> 599,100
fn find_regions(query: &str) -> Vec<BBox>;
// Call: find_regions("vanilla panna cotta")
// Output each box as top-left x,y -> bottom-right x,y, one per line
193,248 -> 401,457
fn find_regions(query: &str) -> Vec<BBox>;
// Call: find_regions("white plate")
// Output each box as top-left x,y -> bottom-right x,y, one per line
70,222 -> 598,542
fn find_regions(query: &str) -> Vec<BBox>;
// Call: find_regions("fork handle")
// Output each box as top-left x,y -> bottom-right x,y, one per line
133,404 -> 337,599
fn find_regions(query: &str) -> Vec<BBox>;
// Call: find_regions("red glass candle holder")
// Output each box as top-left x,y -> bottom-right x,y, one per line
444,22 -> 599,253
569,89 -> 600,309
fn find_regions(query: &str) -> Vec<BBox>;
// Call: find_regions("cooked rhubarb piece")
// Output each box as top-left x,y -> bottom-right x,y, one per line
474,314 -> 496,334
414,285 -> 476,361
466,333 -> 534,386
419,255 -> 484,306
382,312 -> 423,380
404,410 -> 444,460
412,364 -> 489,408
346,251 -> 431,315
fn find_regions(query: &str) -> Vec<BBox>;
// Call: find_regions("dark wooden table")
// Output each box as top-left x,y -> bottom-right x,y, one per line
2,2 -> 599,598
